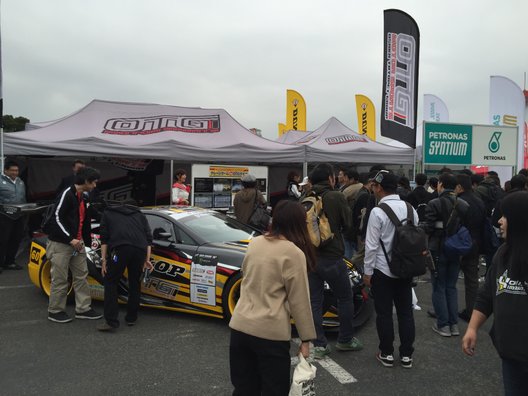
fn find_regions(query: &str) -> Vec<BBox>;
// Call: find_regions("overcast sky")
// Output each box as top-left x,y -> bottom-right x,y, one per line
3,0 -> 527,142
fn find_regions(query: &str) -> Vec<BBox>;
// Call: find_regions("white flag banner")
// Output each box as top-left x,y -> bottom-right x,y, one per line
489,75 -> 525,172
423,94 -> 449,122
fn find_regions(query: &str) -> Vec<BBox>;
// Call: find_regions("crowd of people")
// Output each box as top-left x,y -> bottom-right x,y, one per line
2,158 -> 527,393
231,163 -> 527,395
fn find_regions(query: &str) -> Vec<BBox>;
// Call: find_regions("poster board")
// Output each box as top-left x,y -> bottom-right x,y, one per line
191,164 -> 268,210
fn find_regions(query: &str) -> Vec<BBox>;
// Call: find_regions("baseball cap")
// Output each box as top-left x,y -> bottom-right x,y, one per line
299,176 -> 309,186
241,173 -> 256,183
370,170 -> 399,190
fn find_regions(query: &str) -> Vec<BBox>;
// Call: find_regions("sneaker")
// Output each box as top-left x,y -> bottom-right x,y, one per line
450,324 -> 460,336
313,345 -> 331,360
432,323 -> 451,337
75,308 -> 103,320
336,337 -> 363,351
400,356 -> 413,369
48,311 -> 72,323
97,322 -> 117,332
376,352 -> 394,367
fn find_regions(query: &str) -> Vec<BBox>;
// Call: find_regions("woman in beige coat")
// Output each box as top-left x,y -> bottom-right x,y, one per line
229,200 -> 316,395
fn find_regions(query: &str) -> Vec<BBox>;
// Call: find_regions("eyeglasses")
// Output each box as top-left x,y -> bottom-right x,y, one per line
372,170 -> 389,184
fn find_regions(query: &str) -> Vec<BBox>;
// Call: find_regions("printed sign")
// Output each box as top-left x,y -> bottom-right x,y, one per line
190,254 -> 218,306
190,284 -> 216,306
424,123 -> 472,164
209,166 -> 249,178
424,122 -> 517,166
472,125 -> 517,166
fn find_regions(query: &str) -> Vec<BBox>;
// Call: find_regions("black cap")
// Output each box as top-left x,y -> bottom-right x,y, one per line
370,170 -> 399,190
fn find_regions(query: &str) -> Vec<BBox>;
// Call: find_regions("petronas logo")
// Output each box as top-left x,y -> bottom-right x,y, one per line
488,131 -> 502,153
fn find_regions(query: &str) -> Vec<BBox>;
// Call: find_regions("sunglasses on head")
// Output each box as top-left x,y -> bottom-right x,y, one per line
373,170 -> 390,184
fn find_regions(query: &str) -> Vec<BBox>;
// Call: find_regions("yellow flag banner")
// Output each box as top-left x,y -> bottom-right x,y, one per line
286,89 -> 306,131
355,94 -> 376,141
278,123 -> 287,136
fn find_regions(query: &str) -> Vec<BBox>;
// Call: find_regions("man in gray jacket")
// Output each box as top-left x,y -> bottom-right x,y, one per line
0,160 -> 26,271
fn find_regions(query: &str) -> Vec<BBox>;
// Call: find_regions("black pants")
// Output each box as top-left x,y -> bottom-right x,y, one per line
103,245 -> 145,327
0,215 -> 26,268
230,329 -> 291,396
460,253 -> 480,314
371,269 -> 415,357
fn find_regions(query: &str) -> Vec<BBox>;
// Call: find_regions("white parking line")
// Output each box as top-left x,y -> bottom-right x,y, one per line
0,284 -> 34,290
291,338 -> 358,384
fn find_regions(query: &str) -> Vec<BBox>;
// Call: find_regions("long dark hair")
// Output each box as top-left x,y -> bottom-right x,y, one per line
267,200 -> 316,272
500,191 -> 528,281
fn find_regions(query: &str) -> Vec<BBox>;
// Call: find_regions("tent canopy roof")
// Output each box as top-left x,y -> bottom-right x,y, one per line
4,99 -> 304,163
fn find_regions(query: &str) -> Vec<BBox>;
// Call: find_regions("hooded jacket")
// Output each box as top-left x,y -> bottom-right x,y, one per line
99,205 -> 152,251
234,188 -> 265,225
311,181 -> 351,258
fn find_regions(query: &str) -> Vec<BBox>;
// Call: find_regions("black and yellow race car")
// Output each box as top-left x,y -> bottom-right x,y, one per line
28,206 -> 372,326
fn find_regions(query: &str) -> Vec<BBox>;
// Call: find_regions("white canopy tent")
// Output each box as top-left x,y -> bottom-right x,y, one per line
293,117 -> 415,164
275,130 -> 308,144
3,99 -> 305,163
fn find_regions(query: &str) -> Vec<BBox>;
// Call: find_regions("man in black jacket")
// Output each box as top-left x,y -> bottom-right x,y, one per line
455,174 -> 486,322
46,167 -> 102,323
307,163 -> 362,359
424,173 -> 469,337
407,173 -> 432,222
97,201 -> 153,331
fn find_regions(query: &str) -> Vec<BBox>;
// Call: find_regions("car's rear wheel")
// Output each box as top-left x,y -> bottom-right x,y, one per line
39,258 -> 73,298
222,272 -> 242,321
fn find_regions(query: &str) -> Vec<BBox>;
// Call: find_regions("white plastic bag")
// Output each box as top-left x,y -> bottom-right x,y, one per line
289,352 -> 316,396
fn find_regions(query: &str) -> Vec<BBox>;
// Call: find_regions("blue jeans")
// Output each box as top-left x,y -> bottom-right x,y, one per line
309,257 -> 355,347
502,358 -> 528,396
343,238 -> 357,260
431,251 -> 459,328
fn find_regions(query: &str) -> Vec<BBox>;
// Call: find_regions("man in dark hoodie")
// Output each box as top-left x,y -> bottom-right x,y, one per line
97,200 -> 153,331
307,163 -> 362,360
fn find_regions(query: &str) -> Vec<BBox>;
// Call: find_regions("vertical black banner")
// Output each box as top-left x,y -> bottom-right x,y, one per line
380,9 -> 420,148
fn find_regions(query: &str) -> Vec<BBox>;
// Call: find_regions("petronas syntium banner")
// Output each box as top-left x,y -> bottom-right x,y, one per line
423,122 -> 517,167
380,9 -> 420,148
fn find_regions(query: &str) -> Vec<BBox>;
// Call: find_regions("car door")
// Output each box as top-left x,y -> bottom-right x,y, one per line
142,213 -> 198,306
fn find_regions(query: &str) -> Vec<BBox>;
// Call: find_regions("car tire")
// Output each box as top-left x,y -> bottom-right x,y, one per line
38,257 -> 74,298
222,272 -> 242,321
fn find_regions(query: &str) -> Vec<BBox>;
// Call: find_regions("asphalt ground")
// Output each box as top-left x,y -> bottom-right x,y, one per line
1,255 -> 502,396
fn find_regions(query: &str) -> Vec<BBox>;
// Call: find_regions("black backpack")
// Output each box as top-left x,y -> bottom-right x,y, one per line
379,202 -> 428,278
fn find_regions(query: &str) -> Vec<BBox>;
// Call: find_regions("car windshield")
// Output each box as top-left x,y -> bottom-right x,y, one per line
174,211 -> 258,243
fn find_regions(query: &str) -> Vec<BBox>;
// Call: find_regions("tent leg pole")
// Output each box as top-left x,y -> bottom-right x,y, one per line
303,161 -> 308,177
413,149 -> 416,181
169,160 -> 174,208
1,128 -> 4,171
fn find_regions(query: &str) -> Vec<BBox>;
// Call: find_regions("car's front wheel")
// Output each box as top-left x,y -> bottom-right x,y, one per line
222,272 -> 242,321
38,258 -> 73,298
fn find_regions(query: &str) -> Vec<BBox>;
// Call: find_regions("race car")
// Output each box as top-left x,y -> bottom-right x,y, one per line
28,206 -> 372,326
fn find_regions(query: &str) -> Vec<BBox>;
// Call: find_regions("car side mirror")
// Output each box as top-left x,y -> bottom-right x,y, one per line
157,232 -> 172,240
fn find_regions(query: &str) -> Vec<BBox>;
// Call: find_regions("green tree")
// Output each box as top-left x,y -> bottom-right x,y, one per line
2,115 -> 30,132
